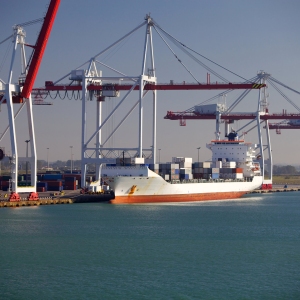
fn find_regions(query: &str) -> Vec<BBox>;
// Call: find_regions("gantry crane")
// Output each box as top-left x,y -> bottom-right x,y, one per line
164,71 -> 300,189
0,0 -> 60,200
32,14 -> 266,189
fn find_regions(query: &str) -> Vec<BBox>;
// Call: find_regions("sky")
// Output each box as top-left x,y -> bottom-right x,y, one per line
1,0 -> 300,165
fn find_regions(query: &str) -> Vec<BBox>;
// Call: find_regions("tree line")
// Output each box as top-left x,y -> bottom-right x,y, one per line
273,165 -> 299,175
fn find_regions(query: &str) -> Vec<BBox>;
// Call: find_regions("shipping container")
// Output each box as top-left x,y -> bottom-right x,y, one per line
211,168 -> 219,173
203,168 -> 212,174
193,162 -> 203,168
149,163 -> 159,170
170,174 -> 180,180
64,176 -> 77,182
234,173 -> 244,179
179,161 -> 192,168
172,157 -> 192,163
202,162 -> 211,168
203,173 -> 210,179
212,173 -> 219,179
194,103 -> 226,114
223,161 -> 236,168
64,184 -> 77,190
193,173 -> 203,179
43,174 -> 62,181
47,185 -> 63,191
46,180 -> 63,187
232,168 -> 243,173
180,168 -> 192,174
180,173 -> 193,180
166,163 -> 179,169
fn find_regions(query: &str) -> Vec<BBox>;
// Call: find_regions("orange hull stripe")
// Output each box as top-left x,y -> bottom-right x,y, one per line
110,191 -> 246,204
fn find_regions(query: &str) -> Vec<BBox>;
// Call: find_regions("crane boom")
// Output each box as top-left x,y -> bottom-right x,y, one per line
164,112 -> 300,120
21,0 -> 60,98
33,82 -> 265,93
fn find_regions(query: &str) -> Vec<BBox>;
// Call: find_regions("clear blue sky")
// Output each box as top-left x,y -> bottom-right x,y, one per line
1,0 -> 300,165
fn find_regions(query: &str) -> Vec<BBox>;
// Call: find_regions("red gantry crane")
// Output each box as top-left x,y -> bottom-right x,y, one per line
0,0 -> 60,200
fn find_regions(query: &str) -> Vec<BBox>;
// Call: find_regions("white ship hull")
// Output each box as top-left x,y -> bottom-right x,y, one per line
103,167 -> 263,204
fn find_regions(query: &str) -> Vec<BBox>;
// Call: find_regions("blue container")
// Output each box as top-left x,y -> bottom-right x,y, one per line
212,173 -> 219,179
37,182 -> 48,188
37,174 -> 44,181
180,174 -> 190,180
43,174 -> 62,180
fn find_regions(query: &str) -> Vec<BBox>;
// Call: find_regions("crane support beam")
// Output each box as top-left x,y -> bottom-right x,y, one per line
21,0 -> 60,98
164,112 -> 300,120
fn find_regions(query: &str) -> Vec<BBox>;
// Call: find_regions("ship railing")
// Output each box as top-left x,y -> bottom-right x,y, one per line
170,178 -> 254,184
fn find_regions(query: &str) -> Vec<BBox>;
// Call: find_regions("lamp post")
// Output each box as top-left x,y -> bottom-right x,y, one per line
25,140 -> 30,186
197,147 -> 201,162
0,133 -> 2,176
158,148 -> 161,164
70,146 -> 73,173
47,148 -> 49,169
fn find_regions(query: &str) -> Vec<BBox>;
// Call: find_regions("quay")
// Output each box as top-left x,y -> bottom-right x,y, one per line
249,187 -> 300,194
0,192 -> 113,208
0,198 -> 73,208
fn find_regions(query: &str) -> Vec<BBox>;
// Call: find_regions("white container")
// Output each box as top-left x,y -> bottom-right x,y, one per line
203,162 -> 211,168
223,161 -> 236,168
180,161 -> 192,168
194,103 -> 226,114
134,157 -> 145,164
212,168 -> 219,173
234,173 -> 243,179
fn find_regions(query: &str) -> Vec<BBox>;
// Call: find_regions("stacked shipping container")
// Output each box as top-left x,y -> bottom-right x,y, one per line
0,172 -> 82,192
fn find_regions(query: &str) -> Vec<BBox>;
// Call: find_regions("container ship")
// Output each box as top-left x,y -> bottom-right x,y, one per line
102,132 -> 263,204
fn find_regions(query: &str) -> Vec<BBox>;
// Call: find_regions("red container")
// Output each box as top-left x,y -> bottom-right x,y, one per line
64,183 -> 77,190
45,180 -> 62,187
1,181 -> 9,187
233,168 -> 243,173
193,173 -> 204,179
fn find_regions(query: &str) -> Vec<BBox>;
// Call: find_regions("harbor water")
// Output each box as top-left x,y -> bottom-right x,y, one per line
1,192 -> 300,299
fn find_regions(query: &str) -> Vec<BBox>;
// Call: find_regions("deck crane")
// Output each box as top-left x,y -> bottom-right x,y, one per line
32,15 -> 266,189
0,0 -> 60,200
